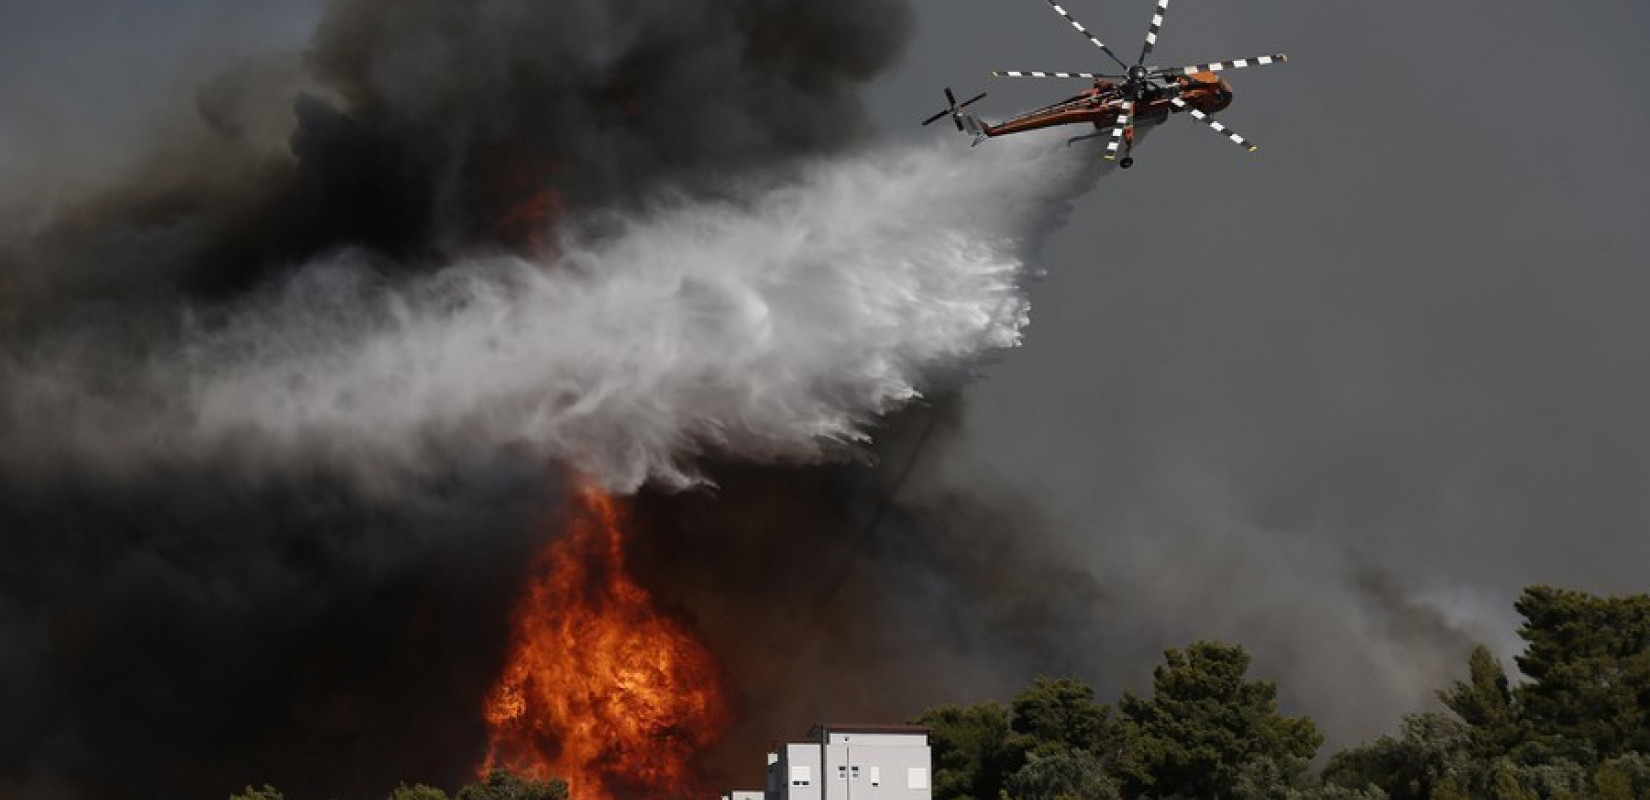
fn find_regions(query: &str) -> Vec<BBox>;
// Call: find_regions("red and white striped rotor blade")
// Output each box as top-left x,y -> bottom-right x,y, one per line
1169,96 -> 1256,152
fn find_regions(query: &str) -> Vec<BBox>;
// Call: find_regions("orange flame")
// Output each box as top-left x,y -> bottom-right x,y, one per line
495,187 -> 564,256
482,489 -> 733,800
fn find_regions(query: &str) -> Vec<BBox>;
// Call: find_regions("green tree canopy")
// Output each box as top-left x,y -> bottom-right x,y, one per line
913,702 -> 1015,800
1322,712 -> 1469,800
1116,641 -> 1323,800
1439,644 -> 1522,760
1344,586 -> 1650,798
1010,676 -> 1116,757
453,769 -> 568,800
1003,749 -> 1120,800
389,782 -> 451,800
1513,586 -> 1650,762
1592,752 -> 1650,800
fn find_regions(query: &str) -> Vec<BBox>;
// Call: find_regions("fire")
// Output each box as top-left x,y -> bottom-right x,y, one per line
482,489 -> 733,800
495,187 -> 564,256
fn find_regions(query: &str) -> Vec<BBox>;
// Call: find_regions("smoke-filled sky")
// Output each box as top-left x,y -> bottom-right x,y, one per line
0,1 -> 1099,797
867,0 -> 1650,743
3,0 -> 1650,797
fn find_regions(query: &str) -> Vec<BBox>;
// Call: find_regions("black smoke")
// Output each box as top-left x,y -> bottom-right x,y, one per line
0,0 -> 904,796
628,398 -> 1110,788
0,457 -> 550,800
1,0 -> 912,314
0,1 -> 1111,798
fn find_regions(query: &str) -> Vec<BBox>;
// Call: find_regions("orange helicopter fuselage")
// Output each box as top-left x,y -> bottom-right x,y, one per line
981,73 -> 1232,138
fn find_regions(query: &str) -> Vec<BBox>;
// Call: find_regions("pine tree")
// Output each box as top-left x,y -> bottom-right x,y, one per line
1116,642 -> 1322,800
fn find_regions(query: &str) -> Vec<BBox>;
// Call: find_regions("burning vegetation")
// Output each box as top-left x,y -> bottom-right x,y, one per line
482,489 -> 733,800
0,1 -> 1098,798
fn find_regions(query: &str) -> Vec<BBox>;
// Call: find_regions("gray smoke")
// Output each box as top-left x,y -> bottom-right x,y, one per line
627,402 -> 1113,786
867,0 -> 1650,751
1,0 -> 913,313
0,1 -> 1122,798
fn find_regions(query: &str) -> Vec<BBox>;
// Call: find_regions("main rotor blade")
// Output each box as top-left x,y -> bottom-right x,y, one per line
1153,54 -> 1287,76
1138,0 -> 1171,64
1103,99 -> 1133,161
1039,0 -> 1132,71
992,70 -> 1114,79
1169,96 -> 1257,152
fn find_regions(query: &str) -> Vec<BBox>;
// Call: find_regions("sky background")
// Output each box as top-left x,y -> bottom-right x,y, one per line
0,0 -> 321,195
865,0 -> 1650,741
2,0 -> 1649,752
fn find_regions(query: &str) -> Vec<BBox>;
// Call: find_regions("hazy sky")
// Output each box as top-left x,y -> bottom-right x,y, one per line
864,0 -> 1650,740
4,0 -> 1649,755
0,0 -> 322,194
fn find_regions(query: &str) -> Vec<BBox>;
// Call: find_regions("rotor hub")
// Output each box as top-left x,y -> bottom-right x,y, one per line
1127,64 -> 1149,83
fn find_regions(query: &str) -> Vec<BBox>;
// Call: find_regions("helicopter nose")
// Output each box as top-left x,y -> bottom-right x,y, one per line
1213,77 -> 1235,110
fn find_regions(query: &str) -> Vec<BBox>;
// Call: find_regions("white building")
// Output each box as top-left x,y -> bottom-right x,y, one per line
726,723 -> 932,800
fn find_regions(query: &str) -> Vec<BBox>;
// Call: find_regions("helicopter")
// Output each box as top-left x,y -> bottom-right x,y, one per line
922,0 -> 1286,168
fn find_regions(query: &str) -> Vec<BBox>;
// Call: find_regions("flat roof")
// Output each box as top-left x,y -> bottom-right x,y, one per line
808,723 -> 932,739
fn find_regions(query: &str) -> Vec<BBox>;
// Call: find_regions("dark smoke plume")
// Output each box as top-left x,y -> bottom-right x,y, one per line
0,457 -> 550,800
629,397 -> 1112,786
0,1 -> 1115,798
1,0 -> 912,312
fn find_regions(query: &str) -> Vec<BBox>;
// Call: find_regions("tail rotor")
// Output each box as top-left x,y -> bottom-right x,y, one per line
986,0 -> 1286,168
921,87 -> 988,132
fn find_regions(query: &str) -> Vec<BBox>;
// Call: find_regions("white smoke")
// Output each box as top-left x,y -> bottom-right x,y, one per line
3,136 -> 1100,491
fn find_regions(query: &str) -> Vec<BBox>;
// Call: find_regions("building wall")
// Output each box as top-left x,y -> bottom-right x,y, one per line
820,735 -> 930,800
770,742 -> 824,800
757,730 -> 930,800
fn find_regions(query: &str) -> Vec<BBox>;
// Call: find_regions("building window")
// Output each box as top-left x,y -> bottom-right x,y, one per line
837,765 -> 847,781
870,767 -> 881,787
851,765 -> 860,781
791,766 -> 811,786
908,767 -> 929,790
